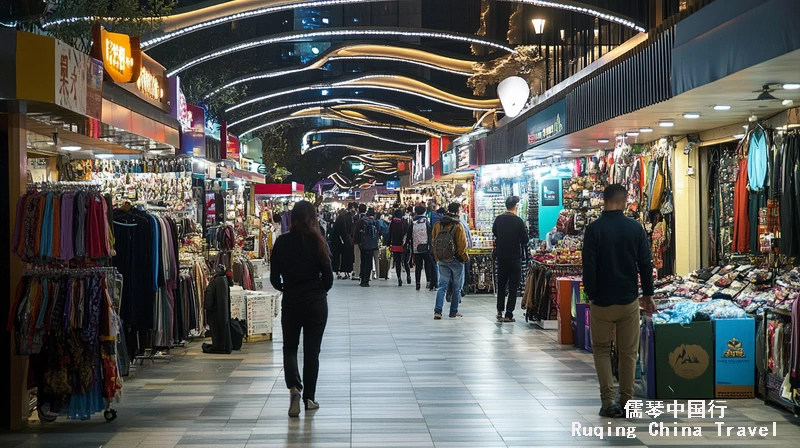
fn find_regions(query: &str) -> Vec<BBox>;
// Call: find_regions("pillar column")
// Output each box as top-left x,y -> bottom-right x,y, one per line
2,112 -> 29,430
673,141 -> 701,275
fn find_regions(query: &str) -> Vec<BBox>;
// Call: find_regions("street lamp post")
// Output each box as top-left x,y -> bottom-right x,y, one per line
532,18 -> 546,89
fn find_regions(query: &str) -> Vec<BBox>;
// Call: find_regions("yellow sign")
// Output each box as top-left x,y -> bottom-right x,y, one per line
91,25 -> 141,83
668,344 -> 710,380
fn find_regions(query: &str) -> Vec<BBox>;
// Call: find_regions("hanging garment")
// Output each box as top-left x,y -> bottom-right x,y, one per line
732,158 -> 750,253
748,127 -> 769,190
203,273 -> 233,354
780,134 -> 800,256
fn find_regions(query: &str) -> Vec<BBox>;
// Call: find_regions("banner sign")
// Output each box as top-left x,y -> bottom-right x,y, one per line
85,57 -> 103,119
55,40 -> 88,115
119,53 -> 168,111
179,104 -> 206,158
527,98 -> 566,147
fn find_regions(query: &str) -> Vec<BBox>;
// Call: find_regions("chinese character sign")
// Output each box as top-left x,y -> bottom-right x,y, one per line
54,41 -> 87,116
90,24 -> 141,83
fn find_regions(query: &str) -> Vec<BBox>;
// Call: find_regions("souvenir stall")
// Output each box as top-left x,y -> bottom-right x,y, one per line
254,183 -> 305,262
400,182 -> 474,228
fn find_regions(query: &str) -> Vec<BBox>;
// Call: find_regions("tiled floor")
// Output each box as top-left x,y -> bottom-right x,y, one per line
3,277 -> 800,447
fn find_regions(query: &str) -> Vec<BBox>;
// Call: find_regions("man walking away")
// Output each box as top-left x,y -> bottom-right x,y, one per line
355,206 -> 379,287
582,184 -> 655,418
388,209 -> 410,286
431,203 -> 468,320
351,204 -> 365,281
409,205 -> 433,291
492,196 -> 529,323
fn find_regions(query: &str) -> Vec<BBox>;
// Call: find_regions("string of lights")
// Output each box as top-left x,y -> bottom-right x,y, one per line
167,27 -> 515,76
241,114 -> 439,138
498,0 -> 646,33
301,128 -> 424,154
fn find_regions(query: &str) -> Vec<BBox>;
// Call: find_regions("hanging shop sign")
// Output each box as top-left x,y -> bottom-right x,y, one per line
90,25 -> 142,83
117,53 -> 168,111
456,142 -> 477,171
219,121 -> 241,160
442,149 -> 457,175
412,144 -> 433,185
85,57 -> 103,119
179,104 -> 206,158
55,40 -> 88,116
169,75 -> 191,131
527,98 -> 566,147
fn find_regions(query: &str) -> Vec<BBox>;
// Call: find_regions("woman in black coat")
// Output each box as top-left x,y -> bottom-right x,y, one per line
202,264 -> 233,354
270,201 -> 334,417
331,209 -> 354,279
388,209 -> 410,286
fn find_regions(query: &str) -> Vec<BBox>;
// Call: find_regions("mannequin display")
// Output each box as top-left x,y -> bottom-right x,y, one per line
202,264 -> 233,354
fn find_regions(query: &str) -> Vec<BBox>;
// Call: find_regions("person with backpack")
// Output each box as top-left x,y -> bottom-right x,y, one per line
351,203 -> 366,281
431,203 -> 468,319
492,196 -> 530,322
388,209 -> 410,286
408,205 -> 434,290
355,207 -> 380,287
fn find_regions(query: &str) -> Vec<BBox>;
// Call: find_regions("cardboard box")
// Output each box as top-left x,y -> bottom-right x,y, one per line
654,321 -> 714,399
714,318 -> 755,398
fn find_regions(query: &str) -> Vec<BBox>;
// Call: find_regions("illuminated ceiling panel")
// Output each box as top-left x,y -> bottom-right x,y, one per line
241,110 -> 441,138
227,98 -> 399,127
301,128 -> 424,154
204,43 -> 480,99
167,27 -> 515,76
227,74 -> 501,112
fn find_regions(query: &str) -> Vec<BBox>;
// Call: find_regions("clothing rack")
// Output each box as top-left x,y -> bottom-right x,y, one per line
27,181 -> 102,192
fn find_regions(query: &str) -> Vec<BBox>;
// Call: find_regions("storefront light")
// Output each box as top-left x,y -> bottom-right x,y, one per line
639,128 -> 653,133
95,153 -> 114,159
732,133 -> 746,139
625,131 -> 639,137
683,112 -> 701,119
597,139 -> 609,143
61,145 -> 81,151
783,84 -> 800,90
713,105 -> 731,111
659,121 -> 674,127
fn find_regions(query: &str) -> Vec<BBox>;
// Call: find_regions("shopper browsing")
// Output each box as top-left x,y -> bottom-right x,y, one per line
431,203 -> 468,319
269,201 -> 334,418
355,207 -> 380,287
582,184 -> 656,419
409,205 -> 434,291
492,196 -> 529,322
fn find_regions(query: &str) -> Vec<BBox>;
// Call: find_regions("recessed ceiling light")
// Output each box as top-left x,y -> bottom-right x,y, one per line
597,139 -> 609,143
95,153 -> 114,159
659,121 -> 675,127
570,148 -> 581,152
561,150 -> 573,155
782,99 -> 794,107
311,46 -> 320,55
713,105 -> 731,111
733,133 -> 745,139
61,145 -> 81,151
788,124 -> 800,129
626,131 -> 640,136
639,127 -> 653,132
783,83 -> 800,90
46,141 -> 55,146
683,112 -> 701,119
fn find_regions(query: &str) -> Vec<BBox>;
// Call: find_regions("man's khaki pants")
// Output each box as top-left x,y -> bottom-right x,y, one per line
590,300 -> 640,406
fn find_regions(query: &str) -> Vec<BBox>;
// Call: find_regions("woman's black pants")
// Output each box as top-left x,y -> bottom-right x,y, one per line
282,297 -> 328,402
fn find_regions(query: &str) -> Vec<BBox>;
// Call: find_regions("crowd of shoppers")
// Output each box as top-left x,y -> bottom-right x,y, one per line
272,186 -> 655,420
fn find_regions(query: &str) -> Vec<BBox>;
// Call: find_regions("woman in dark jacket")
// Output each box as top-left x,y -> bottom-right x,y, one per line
388,209 -> 410,286
270,201 -> 334,417
331,209 -> 354,279
202,264 -> 233,354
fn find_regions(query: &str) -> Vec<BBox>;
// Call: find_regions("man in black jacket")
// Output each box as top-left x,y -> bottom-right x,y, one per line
492,196 -> 529,322
582,184 -> 656,418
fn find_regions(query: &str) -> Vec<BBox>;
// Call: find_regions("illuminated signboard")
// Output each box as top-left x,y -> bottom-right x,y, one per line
90,25 -> 142,83
118,53 -> 169,111
136,65 -> 163,102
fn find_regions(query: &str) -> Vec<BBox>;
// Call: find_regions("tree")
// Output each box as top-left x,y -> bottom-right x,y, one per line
41,0 -> 173,53
468,45 -> 545,97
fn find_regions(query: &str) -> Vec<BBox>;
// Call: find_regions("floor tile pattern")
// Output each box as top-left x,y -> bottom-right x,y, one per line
2,278 -> 800,447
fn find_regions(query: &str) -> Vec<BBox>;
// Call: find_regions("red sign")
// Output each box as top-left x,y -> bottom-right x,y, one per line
220,121 -> 241,160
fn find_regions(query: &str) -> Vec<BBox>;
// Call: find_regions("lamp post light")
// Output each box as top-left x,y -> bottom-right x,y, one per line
532,18 -> 546,88
532,18 -> 546,34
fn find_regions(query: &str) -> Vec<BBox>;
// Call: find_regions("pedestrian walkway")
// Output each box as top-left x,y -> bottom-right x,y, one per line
2,279 -> 799,447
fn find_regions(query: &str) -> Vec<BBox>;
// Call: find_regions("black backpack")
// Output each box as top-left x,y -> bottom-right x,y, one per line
360,217 -> 379,250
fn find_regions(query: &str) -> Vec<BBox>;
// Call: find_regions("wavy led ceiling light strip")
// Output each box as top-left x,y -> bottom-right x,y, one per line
330,104 -> 473,135
288,107 -> 441,137
241,112 -> 440,138
204,44 -> 478,99
308,143 -> 414,155
227,98 -> 399,128
497,0 -> 645,33
167,28 -> 515,76
301,128 -> 423,154
227,74 -> 501,113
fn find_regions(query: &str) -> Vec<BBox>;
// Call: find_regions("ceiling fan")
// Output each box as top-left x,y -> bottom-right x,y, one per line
748,84 -> 788,101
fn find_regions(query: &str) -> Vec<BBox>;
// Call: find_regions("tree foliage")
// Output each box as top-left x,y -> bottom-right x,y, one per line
42,0 -> 173,53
